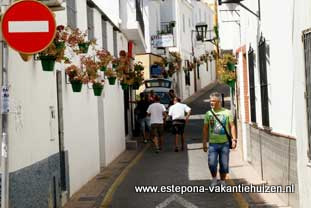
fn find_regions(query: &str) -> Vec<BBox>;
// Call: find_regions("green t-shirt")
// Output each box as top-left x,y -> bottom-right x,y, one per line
204,108 -> 234,144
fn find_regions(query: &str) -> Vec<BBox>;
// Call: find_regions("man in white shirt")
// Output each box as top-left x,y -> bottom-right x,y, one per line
168,97 -> 191,152
147,95 -> 167,153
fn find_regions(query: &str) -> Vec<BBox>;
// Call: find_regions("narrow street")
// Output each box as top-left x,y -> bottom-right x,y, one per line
109,83 -> 239,208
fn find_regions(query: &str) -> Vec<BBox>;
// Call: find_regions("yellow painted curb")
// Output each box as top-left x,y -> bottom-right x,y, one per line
227,175 -> 249,208
100,144 -> 150,208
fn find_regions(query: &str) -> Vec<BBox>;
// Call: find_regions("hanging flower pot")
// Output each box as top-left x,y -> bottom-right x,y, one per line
78,42 -> 90,53
132,82 -> 140,90
93,85 -> 103,96
108,77 -> 117,85
226,80 -> 236,88
227,62 -> 235,71
100,65 -> 107,72
121,82 -> 128,90
40,55 -> 56,71
70,80 -> 83,92
19,53 -> 32,62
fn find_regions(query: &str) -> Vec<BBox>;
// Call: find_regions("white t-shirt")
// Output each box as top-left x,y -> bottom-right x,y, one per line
147,103 -> 166,124
168,102 -> 191,120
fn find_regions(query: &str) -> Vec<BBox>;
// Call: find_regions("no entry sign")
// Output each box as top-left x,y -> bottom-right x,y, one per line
1,0 -> 56,54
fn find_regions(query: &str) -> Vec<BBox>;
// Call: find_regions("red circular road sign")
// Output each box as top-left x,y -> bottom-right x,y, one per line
1,0 -> 56,54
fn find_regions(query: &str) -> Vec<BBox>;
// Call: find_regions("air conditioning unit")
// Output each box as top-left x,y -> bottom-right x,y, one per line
39,0 -> 65,11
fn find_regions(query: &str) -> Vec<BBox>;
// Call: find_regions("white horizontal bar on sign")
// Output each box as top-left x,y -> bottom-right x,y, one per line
8,21 -> 49,33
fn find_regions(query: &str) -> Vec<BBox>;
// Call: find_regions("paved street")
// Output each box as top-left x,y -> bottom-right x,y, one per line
110,83 -> 240,208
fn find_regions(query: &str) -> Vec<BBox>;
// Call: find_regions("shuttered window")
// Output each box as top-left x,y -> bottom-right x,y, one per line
113,29 -> 118,57
303,29 -> 311,160
102,19 -> 107,49
248,46 -> 256,123
66,0 -> 77,29
87,5 -> 94,41
258,36 -> 270,127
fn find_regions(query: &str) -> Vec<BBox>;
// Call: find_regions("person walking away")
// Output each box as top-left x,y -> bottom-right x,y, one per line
135,93 -> 151,143
147,95 -> 167,153
202,92 -> 237,187
168,97 -> 191,152
168,89 -> 176,107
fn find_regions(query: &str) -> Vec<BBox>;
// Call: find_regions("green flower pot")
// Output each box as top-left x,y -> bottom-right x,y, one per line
121,83 -> 128,90
112,64 -> 118,69
108,77 -> 117,85
93,86 -> 103,96
100,66 -> 107,72
227,62 -> 235,71
132,82 -> 140,90
226,80 -> 236,88
70,81 -> 83,92
40,56 -> 56,71
78,43 -> 90,53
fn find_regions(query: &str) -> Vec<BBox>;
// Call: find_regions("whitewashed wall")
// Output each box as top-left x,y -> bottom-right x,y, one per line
292,0 -> 311,207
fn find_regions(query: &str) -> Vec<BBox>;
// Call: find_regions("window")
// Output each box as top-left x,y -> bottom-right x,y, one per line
248,46 -> 256,123
87,5 -> 94,40
113,29 -> 118,57
303,29 -> 311,160
182,14 -> 185,33
102,19 -> 107,49
185,60 -> 191,85
258,36 -> 270,127
66,0 -> 77,29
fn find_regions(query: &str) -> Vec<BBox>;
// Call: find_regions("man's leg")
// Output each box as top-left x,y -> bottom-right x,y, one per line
175,134 -> 179,151
158,124 -> 164,150
219,142 -> 230,185
208,143 -> 219,186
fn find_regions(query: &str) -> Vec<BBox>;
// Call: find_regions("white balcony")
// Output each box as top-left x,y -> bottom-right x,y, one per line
120,0 -> 147,53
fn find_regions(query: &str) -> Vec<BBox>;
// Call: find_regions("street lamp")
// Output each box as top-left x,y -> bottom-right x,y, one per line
195,23 -> 208,41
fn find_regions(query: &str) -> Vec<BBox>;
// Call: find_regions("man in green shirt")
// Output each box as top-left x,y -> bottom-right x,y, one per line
202,92 -> 237,187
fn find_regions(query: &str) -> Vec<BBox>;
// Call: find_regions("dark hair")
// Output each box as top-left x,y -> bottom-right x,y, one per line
154,95 -> 160,102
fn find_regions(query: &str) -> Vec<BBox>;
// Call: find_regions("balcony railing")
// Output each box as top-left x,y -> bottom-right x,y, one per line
157,21 -> 175,35
136,0 -> 145,37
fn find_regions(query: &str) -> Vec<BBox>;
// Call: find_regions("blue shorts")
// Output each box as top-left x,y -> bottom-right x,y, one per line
139,117 -> 150,133
208,142 -> 230,174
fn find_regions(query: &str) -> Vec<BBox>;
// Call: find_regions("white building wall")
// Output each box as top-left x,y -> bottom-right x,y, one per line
292,0 -> 311,207
92,0 -> 120,26
8,50 -> 59,172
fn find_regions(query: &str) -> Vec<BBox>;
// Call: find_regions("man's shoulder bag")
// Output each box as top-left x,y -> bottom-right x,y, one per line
210,110 -> 233,149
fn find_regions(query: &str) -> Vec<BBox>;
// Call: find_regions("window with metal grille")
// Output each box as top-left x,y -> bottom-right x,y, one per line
303,29 -> 311,160
87,5 -> 94,41
248,46 -> 256,123
185,60 -> 191,85
258,36 -> 270,127
197,64 -> 200,79
102,19 -> 107,49
66,0 -> 77,29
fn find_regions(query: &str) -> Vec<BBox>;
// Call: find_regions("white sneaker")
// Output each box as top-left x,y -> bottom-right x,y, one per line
210,178 -> 218,187
219,180 -> 226,187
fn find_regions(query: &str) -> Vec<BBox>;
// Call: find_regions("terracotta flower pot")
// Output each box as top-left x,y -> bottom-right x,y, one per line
19,53 -> 32,62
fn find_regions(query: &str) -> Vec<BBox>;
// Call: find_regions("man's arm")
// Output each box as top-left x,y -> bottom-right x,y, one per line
203,123 -> 209,152
185,110 -> 191,123
229,121 -> 237,149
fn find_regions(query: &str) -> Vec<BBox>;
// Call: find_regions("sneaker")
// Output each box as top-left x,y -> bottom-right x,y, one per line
219,180 -> 226,187
143,139 -> 147,144
155,148 -> 160,154
210,178 -> 218,187
174,147 -> 179,152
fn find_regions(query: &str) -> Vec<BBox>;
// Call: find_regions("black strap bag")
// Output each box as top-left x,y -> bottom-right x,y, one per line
210,110 -> 233,149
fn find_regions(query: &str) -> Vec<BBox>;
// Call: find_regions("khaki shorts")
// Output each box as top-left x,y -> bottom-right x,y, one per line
150,123 -> 164,138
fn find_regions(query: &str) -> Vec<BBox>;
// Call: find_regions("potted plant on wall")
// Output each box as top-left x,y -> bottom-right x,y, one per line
67,28 -> 96,54
92,80 -> 104,96
38,25 -> 70,71
223,53 -> 237,71
65,64 -> 88,92
96,49 -> 112,72
105,68 -> 117,85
